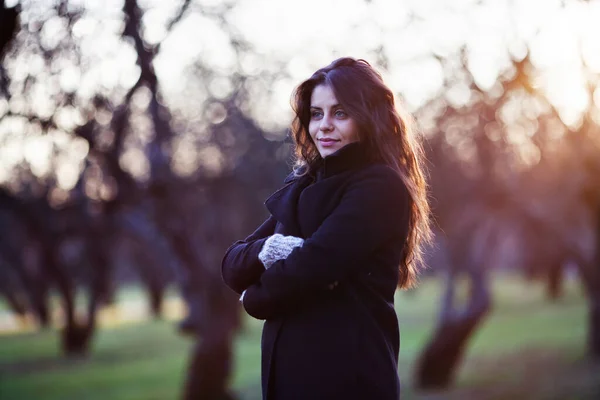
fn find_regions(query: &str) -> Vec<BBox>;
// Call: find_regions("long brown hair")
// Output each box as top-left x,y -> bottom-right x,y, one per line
290,57 -> 431,288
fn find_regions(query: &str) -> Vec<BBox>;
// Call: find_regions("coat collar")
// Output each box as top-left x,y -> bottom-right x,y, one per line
314,142 -> 374,181
265,142 -> 376,237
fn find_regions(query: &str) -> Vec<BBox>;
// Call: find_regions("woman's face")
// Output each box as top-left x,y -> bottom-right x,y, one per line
308,84 -> 360,158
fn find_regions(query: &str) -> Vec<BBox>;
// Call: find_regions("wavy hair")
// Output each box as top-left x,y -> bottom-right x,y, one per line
290,57 -> 431,288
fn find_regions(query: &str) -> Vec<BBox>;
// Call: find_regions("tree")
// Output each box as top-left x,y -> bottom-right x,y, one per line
0,0 -> 289,396
414,44 -> 600,388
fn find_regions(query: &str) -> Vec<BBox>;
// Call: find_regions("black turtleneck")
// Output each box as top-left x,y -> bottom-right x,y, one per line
314,142 -> 377,181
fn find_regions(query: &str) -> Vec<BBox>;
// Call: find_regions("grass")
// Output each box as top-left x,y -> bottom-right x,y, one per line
0,274 -> 599,400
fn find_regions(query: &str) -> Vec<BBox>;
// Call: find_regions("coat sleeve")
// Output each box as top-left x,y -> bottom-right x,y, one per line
221,215 -> 277,294
242,168 -> 409,320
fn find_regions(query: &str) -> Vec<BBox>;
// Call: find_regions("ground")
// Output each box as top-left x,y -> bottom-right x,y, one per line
0,274 -> 598,400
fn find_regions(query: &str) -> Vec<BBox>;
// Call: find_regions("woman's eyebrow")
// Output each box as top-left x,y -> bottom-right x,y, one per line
310,104 -> 342,109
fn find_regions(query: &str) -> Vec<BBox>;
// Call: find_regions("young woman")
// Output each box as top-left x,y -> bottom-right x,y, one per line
221,57 -> 431,400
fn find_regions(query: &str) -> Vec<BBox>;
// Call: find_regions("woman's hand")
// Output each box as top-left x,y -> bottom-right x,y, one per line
258,234 -> 304,269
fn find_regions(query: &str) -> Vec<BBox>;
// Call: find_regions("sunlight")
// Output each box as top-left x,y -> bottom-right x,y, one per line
124,0 -> 600,128
544,67 -> 590,127
55,159 -> 82,190
119,147 -> 150,180
2,0 -> 600,184
0,294 -> 187,335
23,135 -> 52,178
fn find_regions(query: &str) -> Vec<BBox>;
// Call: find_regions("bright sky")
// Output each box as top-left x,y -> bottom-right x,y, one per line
151,0 -> 600,128
1,0 -> 600,188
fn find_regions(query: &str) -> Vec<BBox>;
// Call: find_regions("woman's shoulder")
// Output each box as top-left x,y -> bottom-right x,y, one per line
349,163 -> 409,199
354,163 -> 403,183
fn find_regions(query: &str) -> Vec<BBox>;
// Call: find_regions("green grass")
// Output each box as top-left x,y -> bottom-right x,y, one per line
0,275 -> 599,400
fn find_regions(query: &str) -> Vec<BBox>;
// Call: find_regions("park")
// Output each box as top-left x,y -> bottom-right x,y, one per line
1,0 -> 600,399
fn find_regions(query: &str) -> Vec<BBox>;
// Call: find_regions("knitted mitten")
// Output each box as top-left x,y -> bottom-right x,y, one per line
258,234 -> 304,268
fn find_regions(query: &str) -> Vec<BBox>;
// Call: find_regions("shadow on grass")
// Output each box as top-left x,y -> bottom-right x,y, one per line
0,321 -> 192,376
412,346 -> 600,400
0,348 -> 178,376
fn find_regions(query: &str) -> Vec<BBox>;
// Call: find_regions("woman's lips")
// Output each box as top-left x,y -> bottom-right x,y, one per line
319,138 -> 340,147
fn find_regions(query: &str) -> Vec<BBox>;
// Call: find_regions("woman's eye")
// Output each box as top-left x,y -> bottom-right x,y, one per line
311,110 -> 323,119
335,110 -> 347,118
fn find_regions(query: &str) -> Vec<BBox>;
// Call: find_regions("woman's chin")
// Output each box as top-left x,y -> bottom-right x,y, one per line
318,144 -> 343,158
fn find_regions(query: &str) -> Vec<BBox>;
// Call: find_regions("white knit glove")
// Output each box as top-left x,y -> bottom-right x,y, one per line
258,234 -> 304,269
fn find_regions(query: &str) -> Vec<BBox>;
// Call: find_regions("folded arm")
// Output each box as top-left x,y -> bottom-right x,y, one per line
243,168 -> 409,319
221,215 -> 277,294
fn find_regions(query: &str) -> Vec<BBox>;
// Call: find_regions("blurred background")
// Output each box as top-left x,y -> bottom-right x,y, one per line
1,0 -> 600,399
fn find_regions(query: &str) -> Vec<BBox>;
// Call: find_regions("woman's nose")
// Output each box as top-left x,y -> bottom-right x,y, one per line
320,115 -> 333,131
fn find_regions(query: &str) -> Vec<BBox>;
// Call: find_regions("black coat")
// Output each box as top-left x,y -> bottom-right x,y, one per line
222,143 -> 410,400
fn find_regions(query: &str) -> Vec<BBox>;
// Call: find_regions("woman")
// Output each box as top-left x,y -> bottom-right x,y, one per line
221,57 -> 431,400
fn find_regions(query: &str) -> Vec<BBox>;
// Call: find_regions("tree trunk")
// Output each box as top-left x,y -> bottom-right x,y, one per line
64,223 -> 115,357
546,261 -> 564,301
182,290 -> 239,400
30,283 -> 50,328
0,243 -> 50,327
61,322 -> 94,356
39,243 -> 86,356
148,283 -> 165,319
414,310 -> 489,389
414,267 -> 491,389
0,287 -> 28,319
182,338 -> 236,400
577,260 -> 600,359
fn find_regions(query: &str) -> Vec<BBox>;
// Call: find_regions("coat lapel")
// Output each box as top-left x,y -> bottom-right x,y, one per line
264,174 -> 313,238
265,143 -> 375,240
